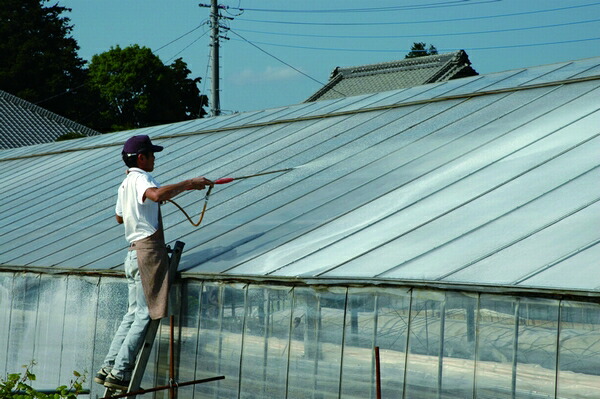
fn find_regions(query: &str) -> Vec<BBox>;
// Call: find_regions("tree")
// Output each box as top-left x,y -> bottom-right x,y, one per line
405,42 -> 439,59
0,0 -> 86,120
87,45 -> 207,132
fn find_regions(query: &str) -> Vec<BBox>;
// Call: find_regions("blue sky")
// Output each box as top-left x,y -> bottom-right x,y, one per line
57,0 -> 600,114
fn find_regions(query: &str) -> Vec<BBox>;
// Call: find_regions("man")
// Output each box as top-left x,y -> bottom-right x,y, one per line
94,135 -> 212,390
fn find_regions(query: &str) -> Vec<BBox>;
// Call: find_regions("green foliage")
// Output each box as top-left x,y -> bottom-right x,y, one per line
0,362 -> 86,399
87,45 -> 207,132
55,132 -> 87,142
0,2 -> 208,134
0,0 -> 87,120
405,42 -> 439,58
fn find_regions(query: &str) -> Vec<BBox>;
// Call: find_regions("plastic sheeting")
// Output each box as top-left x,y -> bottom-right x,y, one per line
2,272 -> 600,399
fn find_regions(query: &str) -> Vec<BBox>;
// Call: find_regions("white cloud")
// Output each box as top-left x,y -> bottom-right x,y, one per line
229,66 -> 302,85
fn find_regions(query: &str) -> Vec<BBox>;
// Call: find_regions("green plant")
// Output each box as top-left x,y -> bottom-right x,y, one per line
0,361 -> 86,399
55,132 -> 87,142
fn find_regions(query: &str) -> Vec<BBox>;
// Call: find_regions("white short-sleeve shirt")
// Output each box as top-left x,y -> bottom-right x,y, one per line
115,167 -> 161,243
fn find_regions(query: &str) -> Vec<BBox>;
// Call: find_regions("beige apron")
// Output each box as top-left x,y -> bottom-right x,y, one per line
129,211 -> 170,320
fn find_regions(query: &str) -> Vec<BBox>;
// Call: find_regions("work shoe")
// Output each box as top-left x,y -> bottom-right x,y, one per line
93,367 -> 110,385
104,373 -> 130,391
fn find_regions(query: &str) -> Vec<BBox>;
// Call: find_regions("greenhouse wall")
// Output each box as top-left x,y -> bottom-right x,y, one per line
2,271 -> 600,399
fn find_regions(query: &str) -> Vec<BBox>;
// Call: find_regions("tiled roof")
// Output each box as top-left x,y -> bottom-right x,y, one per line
306,50 -> 478,102
0,90 -> 100,149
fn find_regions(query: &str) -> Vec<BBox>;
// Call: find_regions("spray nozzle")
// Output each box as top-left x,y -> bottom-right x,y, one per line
214,177 -> 234,184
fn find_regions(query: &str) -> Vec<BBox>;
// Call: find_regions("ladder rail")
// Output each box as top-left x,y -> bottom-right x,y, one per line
103,241 -> 185,398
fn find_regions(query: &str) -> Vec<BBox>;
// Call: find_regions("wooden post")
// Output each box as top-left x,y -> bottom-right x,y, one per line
375,346 -> 382,399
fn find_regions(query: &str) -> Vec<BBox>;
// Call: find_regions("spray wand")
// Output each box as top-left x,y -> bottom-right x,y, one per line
166,168 -> 293,227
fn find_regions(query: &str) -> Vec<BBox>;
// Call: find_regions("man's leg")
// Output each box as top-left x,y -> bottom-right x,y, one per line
94,252 -> 138,384
105,250 -> 151,389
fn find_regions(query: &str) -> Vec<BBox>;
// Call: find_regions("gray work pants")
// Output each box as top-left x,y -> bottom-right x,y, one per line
102,250 -> 150,380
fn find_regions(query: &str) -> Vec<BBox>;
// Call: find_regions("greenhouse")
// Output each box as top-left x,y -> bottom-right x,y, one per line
2,56 -> 600,398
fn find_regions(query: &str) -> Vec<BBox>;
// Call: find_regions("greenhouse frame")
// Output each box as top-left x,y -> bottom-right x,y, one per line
2,56 -> 600,399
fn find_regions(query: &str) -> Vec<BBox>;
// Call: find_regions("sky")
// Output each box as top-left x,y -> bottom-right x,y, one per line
57,0 -> 600,115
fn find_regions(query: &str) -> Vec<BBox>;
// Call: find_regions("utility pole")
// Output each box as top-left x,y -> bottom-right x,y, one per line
200,1 -> 232,116
210,0 -> 220,116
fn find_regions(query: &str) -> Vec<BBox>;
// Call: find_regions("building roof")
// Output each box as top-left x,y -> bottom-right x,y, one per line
1,56 -> 600,296
305,50 -> 478,102
0,89 -> 100,149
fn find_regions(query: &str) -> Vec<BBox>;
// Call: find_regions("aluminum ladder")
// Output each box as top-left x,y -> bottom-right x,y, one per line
102,241 -> 184,399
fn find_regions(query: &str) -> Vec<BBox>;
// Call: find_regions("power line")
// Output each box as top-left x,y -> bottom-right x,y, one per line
235,1 -> 600,26
229,35 -> 600,53
34,23 -> 208,106
154,23 -> 206,54
234,18 -> 600,40
165,30 -> 210,64
228,0 -> 500,13
228,29 -> 346,96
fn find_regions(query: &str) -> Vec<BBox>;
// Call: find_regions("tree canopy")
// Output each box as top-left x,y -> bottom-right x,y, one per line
405,42 -> 439,59
0,0 -> 207,134
0,0 -> 86,119
88,45 -> 207,132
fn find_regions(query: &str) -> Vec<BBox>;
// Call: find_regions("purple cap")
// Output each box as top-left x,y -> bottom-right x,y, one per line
122,135 -> 163,155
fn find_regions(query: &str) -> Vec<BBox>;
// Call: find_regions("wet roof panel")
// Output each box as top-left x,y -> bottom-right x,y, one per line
1,57 -> 600,294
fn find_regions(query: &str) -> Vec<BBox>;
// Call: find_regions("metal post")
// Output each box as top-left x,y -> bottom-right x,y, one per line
210,0 -> 220,116
169,315 -> 176,399
236,286 -> 249,399
337,289 -> 349,399
213,286 -> 225,399
511,300 -> 521,399
284,288 -> 296,399
437,298 -> 447,399
371,295 -> 380,399
262,289 -> 270,397
472,294 -> 481,398
402,289 -> 414,399
554,301 -> 563,399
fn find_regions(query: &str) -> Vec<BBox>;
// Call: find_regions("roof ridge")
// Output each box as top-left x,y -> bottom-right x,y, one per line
336,50 -> 463,77
4,73 -> 598,162
0,89 -> 99,137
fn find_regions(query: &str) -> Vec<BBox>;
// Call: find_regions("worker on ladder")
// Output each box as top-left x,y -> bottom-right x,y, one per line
94,135 -> 213,390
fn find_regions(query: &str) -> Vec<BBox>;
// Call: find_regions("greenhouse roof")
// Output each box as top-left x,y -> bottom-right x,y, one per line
2,56 -> 600,295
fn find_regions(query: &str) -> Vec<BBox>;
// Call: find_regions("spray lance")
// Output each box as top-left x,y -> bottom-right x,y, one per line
166,168 -> 292,227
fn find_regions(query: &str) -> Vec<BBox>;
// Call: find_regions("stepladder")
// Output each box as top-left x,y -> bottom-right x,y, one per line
102,240 -> 185,399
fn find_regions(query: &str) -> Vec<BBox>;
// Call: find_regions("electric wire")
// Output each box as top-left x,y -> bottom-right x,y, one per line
228,0 -> 500,13
165,30 -> 210,64
228,29 -> 347,96
235,1 -> 600,26
34,23 -> 208,107
230,36 -> 600,53
154,22 -> 206,53
234,18 -> 600,40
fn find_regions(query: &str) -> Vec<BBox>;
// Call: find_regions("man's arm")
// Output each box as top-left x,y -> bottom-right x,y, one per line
116,215 -> 124,224
144,177 -> 213,203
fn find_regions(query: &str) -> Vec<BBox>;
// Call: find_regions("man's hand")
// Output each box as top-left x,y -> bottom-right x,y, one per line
144,177 -> 215,203
189,177 -> 214,190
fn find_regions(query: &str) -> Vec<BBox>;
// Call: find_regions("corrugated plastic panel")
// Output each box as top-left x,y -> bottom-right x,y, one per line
1,57 -> 600,294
